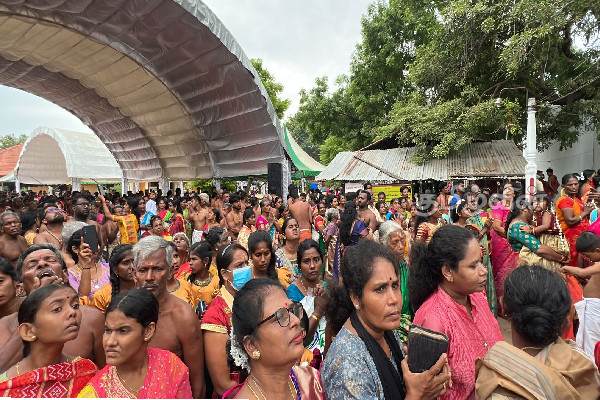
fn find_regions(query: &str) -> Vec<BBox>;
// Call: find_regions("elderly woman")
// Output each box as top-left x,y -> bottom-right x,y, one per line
378,220 -> 412,342
410,225 -> 502,400
323,239 -> 451,400
476,266 -> 600,398
224,278 -> 324,399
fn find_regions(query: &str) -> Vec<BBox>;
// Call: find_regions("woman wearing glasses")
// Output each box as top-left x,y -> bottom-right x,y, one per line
201,243 -> 251,398
224,278 -> 324,399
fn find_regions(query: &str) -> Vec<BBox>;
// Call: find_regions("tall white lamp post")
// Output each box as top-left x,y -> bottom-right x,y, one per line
496,89 -> 537,200
524,97 -> 537,201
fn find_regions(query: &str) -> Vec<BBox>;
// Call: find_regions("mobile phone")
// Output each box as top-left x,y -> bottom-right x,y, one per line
98,185 -> 106,197
82,225 -> 99,253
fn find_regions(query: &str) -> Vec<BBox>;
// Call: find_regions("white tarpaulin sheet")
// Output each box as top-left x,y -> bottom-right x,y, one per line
16,127 -> 122,185
0,0 -> 285,181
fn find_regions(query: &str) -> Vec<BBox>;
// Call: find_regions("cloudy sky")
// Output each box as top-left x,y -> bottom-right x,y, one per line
0,0 -> 373,137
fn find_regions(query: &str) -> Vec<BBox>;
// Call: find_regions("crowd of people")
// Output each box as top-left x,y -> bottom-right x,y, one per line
0,168 -> 599,399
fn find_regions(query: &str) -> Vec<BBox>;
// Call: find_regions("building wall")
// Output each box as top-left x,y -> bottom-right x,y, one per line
536,128 -> 599,180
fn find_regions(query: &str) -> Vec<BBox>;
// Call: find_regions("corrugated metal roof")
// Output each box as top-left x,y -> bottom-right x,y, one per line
316,140 -> 526,181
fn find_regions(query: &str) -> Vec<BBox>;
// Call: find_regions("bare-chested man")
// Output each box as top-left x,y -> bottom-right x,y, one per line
133,236 -> 205,397
213,189 -> 224,211
225,194 -> 243,241
188,194 -> 209,244
220,203 -> 231,227
0,244 -> 105,372
33,203 -> 65,247
0,211 -> 27,268
357,190 -> 378,232
288,191 -> 313,242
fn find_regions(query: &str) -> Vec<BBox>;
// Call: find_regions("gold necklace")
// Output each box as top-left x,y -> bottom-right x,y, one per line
46,229 -> 63,246
115,367 -> 140,396
15,362 -> 20,376
194,274 -> 213,287
298,276 -> 315,295
247,381 -> 263,400
250,377 -> 267,400
250,376 -> 296,400
288,376 -> 298,399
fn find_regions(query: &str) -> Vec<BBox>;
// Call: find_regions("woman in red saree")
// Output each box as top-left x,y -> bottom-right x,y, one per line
156,198 -> 168,221
0,284 -> 97,398
78,289 -> 192,398
166,199 -> 186,236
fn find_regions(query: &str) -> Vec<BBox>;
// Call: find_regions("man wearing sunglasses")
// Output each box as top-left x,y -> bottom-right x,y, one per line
33,203 -> 65,247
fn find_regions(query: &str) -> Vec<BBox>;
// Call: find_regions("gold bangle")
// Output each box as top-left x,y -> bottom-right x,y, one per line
310,314 -> 320,321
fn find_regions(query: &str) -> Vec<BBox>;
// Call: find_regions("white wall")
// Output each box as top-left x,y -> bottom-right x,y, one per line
536,127 -> 599,179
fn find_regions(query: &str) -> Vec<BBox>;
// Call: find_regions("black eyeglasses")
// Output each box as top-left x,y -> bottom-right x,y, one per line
256,302 -> 303,328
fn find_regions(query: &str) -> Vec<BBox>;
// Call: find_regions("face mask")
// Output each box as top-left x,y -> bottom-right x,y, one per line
231,265 -> 252,291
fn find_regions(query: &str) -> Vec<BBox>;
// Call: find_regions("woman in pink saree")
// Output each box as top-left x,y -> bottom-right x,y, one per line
490,182 -> 518,316
78,289 -> 192,398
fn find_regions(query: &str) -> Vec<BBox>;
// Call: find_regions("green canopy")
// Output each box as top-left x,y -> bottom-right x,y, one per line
283,124 -> 324,177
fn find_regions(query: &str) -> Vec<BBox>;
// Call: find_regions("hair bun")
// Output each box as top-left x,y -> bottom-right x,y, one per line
513,305 -> 559,345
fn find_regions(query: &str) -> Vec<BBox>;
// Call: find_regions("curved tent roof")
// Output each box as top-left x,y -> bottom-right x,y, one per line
0,0 -> 285,181
283,125 -> 324,177
16,127 -> 122,184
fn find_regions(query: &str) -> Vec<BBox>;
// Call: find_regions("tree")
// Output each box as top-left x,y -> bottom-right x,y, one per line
292,0 -> 600,163
0,134 -> 27,149
251,58 -> 291,119
291,0 -> 437,163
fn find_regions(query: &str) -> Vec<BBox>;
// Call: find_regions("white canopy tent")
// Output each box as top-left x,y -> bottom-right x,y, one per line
15,127 -> 122,188
0,0 -> 288,195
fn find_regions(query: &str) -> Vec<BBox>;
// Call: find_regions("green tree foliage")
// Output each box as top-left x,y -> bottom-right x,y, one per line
292,0 -> 600,163
187,179 -> 236,193
251,58 -> 291,119
0,134 -> 27,149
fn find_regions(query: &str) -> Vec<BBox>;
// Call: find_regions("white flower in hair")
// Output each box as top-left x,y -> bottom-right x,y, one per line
229,326 -> 251,371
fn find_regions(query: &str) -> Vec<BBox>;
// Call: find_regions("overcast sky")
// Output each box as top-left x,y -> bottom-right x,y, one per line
0,0 -> 372,137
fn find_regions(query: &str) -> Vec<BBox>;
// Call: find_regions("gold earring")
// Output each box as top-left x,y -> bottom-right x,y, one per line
355,304 -> 359,309
31,335 -> 36,341
252,350 -> 261,360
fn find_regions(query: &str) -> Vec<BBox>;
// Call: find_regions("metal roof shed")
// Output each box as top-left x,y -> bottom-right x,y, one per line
316,140 -> 526,182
